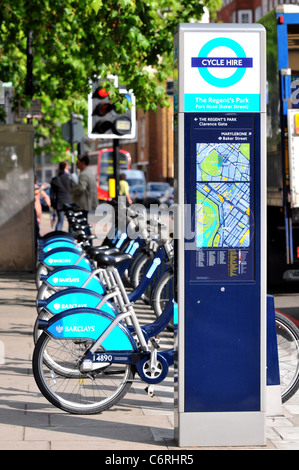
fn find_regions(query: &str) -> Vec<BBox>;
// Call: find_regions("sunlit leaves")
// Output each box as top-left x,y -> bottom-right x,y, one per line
0,0 -> 220,157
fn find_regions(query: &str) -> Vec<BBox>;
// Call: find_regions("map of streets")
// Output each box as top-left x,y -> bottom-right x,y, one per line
196,143 -> 250,248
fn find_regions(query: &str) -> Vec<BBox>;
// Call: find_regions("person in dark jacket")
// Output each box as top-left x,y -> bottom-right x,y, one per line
50,161 -> 72,231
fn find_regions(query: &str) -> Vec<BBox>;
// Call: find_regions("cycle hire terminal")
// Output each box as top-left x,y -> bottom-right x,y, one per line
174,23 -> 267,447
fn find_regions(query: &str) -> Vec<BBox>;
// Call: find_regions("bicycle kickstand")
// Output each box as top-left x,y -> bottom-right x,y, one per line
144,339 -> 161,397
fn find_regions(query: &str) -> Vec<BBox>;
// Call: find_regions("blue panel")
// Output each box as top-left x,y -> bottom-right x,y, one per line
47,310 -> 135,351
42,241 -> 79,253
43,248 -> 93,271
277,23 -> 288,70
45,267 -> 104,294
267,295 -> 280,386
44,289 -> 116,317
183,113 -> 261,412
184,285 -> 261,412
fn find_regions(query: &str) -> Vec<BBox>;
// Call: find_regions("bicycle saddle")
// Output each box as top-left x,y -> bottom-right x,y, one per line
86,247 -> 120,258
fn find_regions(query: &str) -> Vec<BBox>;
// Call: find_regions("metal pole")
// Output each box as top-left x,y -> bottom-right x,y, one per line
70,112 -> 74,173
113,139 -> 120,231
26,31 -> 33,125
113,139 -> 120,198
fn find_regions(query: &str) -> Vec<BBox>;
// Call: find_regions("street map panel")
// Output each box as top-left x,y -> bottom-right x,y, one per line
196,142 -> 250,182
196,143 -> 250,248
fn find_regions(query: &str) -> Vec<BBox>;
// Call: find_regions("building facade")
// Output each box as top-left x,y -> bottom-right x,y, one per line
217,0 -> 299,23
35,94 -> 174,187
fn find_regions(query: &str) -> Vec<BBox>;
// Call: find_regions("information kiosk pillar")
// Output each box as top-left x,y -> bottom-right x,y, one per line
174,24 -> 267,447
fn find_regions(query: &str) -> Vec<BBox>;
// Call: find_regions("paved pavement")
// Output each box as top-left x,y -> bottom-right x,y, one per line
0,212 -> 299,451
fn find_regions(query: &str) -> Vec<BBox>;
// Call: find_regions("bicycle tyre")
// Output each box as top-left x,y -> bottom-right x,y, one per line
131,253 -> 152,304
35,263 -> 49,289
127,251 -> 145,285
275,311 -> 299,403
36,283 -> 58,314
151,269 -> 174,332
32,332 -> 135,414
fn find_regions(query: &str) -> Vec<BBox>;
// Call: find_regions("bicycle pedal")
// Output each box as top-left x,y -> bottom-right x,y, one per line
150,337 -> 160,349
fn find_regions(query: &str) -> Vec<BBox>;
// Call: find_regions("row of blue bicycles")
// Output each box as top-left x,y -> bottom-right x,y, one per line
33,203 -> 299,413
32,203 -> 176,414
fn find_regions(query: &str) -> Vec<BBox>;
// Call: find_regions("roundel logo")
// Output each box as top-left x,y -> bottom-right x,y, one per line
191,37 -> 253,88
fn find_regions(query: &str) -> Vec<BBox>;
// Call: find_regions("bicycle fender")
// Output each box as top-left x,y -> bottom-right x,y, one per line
41,240 -> 81,253
39,248 -> 93,270
149,266 -> 173,304
41,308 -> 136,351
42,266 -> 105,294
142,299 -> 174,338
38,232 -> 74,248
38,288 -> 117,317
128,246 -> 168,303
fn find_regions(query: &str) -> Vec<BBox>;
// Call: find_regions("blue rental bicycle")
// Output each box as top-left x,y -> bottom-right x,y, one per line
33,240 -> 174,341
35,205 -> 153,289
32,275 -> 175,414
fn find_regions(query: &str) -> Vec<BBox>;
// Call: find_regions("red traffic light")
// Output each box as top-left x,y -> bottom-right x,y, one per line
92,87 -> 109,99
97,88 -> 109,98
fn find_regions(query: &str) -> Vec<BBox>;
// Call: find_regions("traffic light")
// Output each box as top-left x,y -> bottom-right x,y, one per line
88,78 -> 136,139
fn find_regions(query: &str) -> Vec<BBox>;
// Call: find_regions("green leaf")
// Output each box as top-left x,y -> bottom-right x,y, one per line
90,0 -> 102,15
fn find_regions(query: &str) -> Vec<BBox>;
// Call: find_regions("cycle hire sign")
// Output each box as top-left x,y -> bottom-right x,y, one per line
183,31 -> 261,113
174,23 -> 267,449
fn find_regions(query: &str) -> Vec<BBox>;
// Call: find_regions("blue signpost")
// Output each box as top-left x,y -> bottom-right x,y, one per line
174,24 -> 267,447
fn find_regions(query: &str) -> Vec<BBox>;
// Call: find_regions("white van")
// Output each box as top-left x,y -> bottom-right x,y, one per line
122,169 -> 146,187
122,169 -> 146,203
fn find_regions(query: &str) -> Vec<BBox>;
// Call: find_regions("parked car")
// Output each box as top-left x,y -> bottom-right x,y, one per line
130,184 -> 145,204
167,187 -> 174,206
123,169 -> 146,188
143,182 -> 171,206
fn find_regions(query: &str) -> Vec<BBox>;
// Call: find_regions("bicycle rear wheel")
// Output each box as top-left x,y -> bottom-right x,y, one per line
276,311 -> 299,403
32,332 -> 135,414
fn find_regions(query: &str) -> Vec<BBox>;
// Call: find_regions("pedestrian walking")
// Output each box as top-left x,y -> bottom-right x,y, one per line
50,161 -> 72,231
119,172 -> 132,206
71,154 -> 98,238
34,177 -> 51,238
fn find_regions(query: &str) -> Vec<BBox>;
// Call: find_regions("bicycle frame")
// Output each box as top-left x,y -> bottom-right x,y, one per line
37,235 -> 147,292
38,299 -> 174,385
37,245 -> 170,318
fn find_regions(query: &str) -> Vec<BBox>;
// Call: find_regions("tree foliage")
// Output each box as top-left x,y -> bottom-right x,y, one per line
0,0 -> 221,158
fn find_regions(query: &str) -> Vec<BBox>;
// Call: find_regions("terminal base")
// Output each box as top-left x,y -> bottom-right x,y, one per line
175,411 -> 266,447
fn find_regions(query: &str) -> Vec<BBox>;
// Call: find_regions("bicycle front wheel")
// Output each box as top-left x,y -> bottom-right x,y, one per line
276,311 -> 299,403
152,270 -> 174,332
32,332 -> 135,414
131,253 -> 152,304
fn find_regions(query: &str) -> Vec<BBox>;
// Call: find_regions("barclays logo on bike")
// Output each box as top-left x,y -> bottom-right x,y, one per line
48,258 -> 71,264
52,277 -> 80,284
56,325 -> 63,334
53,302 -> 88,310
54,324 -> 96,334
